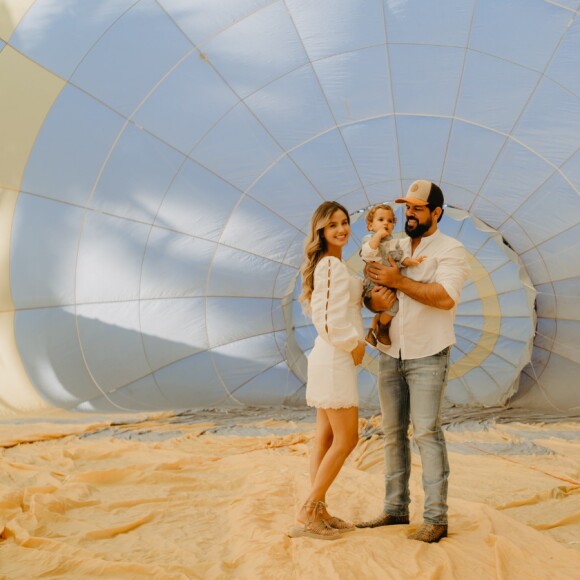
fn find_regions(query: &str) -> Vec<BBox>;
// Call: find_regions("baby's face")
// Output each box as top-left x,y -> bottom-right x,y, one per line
369,208 -> 395,235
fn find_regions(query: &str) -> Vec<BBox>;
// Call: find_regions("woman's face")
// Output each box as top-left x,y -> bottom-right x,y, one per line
322,209 -> 350,252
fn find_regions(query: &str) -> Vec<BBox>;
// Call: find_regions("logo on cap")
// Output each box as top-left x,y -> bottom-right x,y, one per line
395,180 -> 444,208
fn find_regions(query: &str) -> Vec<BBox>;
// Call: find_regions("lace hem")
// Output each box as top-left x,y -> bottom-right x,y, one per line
307,398 -> 358,410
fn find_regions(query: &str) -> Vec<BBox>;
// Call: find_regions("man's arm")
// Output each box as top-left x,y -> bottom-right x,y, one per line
365,258 -> 455,310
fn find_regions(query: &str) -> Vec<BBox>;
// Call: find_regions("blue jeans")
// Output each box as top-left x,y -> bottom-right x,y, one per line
378,348 -> 451,525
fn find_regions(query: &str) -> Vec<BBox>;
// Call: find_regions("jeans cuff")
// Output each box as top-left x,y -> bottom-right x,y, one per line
385,510 -> 409,517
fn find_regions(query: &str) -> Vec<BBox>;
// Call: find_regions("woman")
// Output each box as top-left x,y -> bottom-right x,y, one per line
288,201 -> 366,541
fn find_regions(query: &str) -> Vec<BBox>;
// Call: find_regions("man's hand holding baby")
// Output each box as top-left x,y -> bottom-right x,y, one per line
366,256 -> 402,288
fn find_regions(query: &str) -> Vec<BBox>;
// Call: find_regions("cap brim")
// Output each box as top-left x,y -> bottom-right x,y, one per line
394,197 -> 429,205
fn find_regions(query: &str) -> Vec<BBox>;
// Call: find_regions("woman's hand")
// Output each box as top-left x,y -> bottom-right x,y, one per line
351,341 -> 366,366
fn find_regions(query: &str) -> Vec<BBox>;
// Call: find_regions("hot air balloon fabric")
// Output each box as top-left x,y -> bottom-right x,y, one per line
0,0 -> 578,416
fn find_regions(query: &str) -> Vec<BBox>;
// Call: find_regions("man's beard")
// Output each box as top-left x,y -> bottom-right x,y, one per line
405,216 -> 432,238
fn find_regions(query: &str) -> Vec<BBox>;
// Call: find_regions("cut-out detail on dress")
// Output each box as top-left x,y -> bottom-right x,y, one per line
324,258 -> 331,334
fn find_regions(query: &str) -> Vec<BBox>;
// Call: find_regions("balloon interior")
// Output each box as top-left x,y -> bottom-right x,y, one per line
0,0 -> 578,418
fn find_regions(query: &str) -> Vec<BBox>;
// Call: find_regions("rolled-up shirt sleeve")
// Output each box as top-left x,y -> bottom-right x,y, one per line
434,245 -> 471,305
311,257 -> 359,352
360,234 -> 378,262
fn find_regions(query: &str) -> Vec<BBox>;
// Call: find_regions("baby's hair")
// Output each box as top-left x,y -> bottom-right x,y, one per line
366,203 -> 396,227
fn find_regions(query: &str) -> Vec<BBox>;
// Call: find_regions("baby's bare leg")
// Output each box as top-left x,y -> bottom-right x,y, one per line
379,312 -> 393,326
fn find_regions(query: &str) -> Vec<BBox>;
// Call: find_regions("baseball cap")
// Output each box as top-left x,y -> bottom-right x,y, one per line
395,180 -> 444,208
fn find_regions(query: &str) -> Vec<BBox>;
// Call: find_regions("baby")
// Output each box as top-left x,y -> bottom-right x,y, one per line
360,204 -> 426,351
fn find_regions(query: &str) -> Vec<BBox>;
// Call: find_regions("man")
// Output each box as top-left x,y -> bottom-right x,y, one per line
357,180 -> 470,543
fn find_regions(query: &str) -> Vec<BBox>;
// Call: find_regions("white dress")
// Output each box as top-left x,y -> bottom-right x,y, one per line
306,256 -> 364,409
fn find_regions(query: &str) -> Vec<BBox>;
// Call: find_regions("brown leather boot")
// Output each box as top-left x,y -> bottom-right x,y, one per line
407,523 -> 448,543
376,322 -> 391,347
365,326 -> 378,348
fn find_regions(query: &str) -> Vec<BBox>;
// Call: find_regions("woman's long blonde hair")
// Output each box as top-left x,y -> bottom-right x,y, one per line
299,201 -> 350,312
